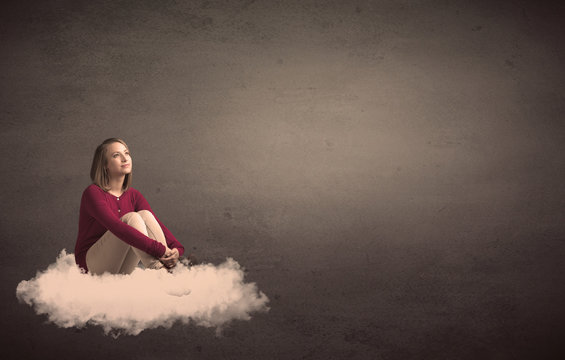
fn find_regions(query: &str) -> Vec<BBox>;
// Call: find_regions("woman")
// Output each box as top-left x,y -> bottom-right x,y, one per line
74,138 -> 185,275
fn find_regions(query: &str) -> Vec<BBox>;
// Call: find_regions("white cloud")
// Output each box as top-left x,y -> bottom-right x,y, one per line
16,250 -> 269,337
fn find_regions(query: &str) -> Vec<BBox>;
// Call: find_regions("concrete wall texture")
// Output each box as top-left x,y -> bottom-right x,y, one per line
1,0 -> 564,359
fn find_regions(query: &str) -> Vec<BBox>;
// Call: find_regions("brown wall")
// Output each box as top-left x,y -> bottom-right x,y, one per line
2,0 -> 564,358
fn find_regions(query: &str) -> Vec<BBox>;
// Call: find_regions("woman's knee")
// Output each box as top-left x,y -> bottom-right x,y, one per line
137,209 -> 155,222
120,211 -> 144,227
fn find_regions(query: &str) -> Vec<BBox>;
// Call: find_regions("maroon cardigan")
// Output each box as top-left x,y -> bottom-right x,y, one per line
74,184 -> 185,272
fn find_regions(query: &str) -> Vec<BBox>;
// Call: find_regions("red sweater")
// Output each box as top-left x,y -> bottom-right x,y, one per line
74,184 -> 185,272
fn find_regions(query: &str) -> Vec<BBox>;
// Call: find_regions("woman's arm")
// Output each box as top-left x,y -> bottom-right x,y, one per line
132,189 -> 186,257
84,186 -> 167,258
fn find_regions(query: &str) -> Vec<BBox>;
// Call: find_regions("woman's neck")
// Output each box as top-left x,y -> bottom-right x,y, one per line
108,175 -> 126,195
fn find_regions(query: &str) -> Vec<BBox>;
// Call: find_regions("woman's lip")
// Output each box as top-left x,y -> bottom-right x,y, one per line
121,164 -> 130,167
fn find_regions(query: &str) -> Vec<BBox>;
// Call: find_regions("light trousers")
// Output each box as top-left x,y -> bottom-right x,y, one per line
85,210 -> 169,275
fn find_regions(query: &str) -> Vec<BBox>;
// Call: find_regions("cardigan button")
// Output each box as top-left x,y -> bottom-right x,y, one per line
118,209 -> 121,212
117,197 -> 120,200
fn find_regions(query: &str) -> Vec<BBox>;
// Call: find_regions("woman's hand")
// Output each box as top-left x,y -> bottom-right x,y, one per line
159,248 -> 179,268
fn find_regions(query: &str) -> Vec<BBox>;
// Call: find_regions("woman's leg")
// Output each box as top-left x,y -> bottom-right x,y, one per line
85,232 -> 130,275
137,210 -> 168,247
86,211 -> 168,275
117,210 -> 170,273
86,212 -> 143,275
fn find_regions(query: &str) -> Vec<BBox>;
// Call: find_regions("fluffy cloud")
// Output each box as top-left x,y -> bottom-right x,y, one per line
17,250 -> 269,337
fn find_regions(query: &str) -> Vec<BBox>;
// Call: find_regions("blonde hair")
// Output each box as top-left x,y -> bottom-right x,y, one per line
90,138 -> 132,191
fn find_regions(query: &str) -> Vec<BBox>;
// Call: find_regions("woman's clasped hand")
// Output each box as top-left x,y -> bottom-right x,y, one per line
159,248 -> 180,268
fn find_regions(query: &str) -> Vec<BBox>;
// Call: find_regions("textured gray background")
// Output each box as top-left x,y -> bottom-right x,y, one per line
1,0 -> 564,359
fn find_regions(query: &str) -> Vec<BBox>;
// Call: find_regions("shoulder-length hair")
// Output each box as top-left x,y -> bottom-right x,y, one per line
90,138 -> 132,191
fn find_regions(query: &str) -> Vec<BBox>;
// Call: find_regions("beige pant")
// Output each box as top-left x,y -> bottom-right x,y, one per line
86,210 -> 169,275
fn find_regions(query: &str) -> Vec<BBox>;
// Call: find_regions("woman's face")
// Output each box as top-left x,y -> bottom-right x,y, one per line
105,142 -> 132,178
